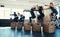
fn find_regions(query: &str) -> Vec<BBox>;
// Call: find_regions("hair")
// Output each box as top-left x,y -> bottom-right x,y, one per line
39,6 -> 43,10
14,12 -> 16,14
50,13 -> 54,16
18,13 -> 20,14
50,2 -> 53,5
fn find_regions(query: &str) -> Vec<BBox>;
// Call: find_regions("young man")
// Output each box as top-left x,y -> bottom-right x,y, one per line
18,13 -> 25,25
10,12 -> 18,22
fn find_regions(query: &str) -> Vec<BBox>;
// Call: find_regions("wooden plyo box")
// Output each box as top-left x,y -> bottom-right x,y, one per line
17,22 -> 22,30
43,24 -> 55,33
43,16 -> 51,24
11,22 -> 16,29
32,23 -> 41,32
24,23 -> 31,31
48,25 -> 56,33
43,25 -> 49,32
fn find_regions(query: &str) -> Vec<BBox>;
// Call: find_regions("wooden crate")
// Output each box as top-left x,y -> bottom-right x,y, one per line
17,22 -> 22,30
43,25 -> 49,32
24,23 -> 31,31
43,16 -> 51,24
32,23 -> 41,31
11,22 -> 16,29
48,25 -> 56,33
43,24 -> 55,33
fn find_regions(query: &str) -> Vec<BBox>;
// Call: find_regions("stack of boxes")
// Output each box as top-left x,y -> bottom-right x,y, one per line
43,16 -> 56,33
10,16 -> 56,33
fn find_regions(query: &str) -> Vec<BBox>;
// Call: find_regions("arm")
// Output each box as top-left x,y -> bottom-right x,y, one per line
43,5 -> 50,10
10,14 -> 14,16
23,10 -> 30,12
43,8 -> 50,10
34,9 -> 38,11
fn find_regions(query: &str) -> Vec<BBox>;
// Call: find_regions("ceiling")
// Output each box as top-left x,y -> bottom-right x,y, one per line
0,0 -> 60,9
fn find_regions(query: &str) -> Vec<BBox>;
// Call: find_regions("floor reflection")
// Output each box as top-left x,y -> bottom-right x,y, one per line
0,27 -> 60,37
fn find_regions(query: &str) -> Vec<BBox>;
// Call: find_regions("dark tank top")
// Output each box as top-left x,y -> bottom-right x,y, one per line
38,8 -> 44,17
30,8 -> 36,17
50,7 -> 58,15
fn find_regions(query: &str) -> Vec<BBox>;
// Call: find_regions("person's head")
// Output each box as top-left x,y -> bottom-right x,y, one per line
39,6 -> 43,10
49,2 -> 54,7
18,13 -> 23,16
14,12 -> 16,14
18,13 -> 20,15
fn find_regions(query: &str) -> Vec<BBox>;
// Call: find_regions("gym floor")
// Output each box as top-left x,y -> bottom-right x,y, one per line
0,27 -> 60,37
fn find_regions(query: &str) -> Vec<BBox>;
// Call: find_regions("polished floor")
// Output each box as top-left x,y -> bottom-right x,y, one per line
0,27 -> 60,37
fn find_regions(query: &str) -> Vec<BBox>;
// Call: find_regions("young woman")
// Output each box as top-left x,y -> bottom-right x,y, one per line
29,7 -> 36,23
44,2 -> 58,21
37,6 -> 45,25
23,7 -> 36,24
45,2 -> 58,15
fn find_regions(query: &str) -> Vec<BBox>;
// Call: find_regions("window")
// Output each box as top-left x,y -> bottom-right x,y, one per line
4,8 -> 11,19
0,7 -> 31,19
0,7 -> 5,19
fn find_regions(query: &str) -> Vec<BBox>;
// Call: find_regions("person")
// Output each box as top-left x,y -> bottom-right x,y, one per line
10,12 -> 18,22
37,6 -> 45,25
45,2 -> 58,22
23,7 -> 36,24
18,13 -> 25,23
29,7 -> 36,24
50,13 -> 57,21
45,2 -> 58,15
49,2 -> 58,15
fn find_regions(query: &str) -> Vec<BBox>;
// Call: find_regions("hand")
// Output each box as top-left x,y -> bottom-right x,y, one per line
10,14 -> 12,16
